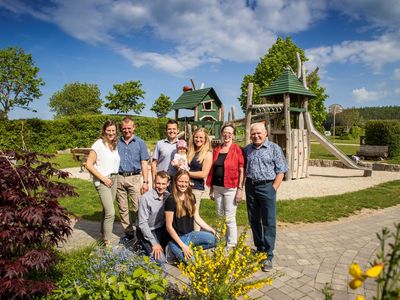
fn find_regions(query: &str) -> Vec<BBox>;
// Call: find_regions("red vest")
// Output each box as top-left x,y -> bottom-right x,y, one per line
206,143 -> 244,188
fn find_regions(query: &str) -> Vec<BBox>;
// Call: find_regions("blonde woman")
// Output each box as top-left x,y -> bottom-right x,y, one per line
85,120 -> 120,246
165,170 -> 216,263
187,127 -> 213,230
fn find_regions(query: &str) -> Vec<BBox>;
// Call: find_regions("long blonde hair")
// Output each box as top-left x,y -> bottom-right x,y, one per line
187,127 -> 211,164
172,170 -> 196,218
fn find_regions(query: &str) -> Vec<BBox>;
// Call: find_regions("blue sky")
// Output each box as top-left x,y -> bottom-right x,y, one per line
1,0 -> 399,120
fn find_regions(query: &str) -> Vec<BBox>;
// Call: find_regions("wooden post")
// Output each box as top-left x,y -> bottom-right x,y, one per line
302,62 -> 308,89
263,96 -> 272,142
303,97 -> 310,178
220,104 -> 224,121
296,52 -> 302,78
284,93 -> 292,180
245,83 -> 253,146
175,109 -> 179,121
194,106 -> 199,121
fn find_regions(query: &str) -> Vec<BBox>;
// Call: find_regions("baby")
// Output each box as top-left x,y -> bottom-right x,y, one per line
171,139 -> 190,171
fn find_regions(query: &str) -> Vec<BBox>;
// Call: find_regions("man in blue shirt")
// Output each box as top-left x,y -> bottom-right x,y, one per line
243,122 -> 288,272
117,117 -> 150,243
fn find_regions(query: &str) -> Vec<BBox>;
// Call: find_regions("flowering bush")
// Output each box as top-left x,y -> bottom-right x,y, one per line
49,245 -> 169,299
178,222 -> 278,299
348,223 -> 400,300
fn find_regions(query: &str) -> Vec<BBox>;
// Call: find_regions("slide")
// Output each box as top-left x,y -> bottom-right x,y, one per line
304,112 -> 372,176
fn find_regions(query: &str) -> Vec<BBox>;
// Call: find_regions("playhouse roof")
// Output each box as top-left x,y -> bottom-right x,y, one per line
259,68 -> 316,98
172,87 -> 222,110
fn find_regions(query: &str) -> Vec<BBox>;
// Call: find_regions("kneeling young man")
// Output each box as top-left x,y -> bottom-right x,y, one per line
136,171 -> 170,264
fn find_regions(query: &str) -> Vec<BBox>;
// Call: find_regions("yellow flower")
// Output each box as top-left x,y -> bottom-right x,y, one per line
364,264 -> 384,278
348,263 -> 384,290
355,295 -> 365,300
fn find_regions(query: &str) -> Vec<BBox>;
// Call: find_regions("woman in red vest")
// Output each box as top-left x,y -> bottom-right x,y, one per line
206,123 -> 244,248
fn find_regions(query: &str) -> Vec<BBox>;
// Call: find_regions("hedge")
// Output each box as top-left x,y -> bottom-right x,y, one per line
0,115 -> 168,153
365,120 -> 400,158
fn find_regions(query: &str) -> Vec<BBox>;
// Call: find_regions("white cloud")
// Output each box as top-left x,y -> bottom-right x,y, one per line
306,33 -> 400,73
330,0 -> 400,28
352,87 -> 386,103
0,0 -> 325,73
2,0 -> 400,75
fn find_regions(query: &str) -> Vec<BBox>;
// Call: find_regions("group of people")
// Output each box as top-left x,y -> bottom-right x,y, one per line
85,117 -> 288,271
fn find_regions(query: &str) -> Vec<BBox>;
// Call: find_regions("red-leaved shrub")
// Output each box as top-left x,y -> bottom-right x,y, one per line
0,150 -> 76,299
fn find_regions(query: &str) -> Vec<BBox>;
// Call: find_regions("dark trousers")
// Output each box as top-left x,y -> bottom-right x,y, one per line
136,226 -> 169,264
245,181 -> 276,260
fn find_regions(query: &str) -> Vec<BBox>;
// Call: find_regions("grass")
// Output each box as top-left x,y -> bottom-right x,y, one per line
59,178 -> 400,225
59,178 -> 121,221
310,143 -> 359,160
48,153 -> 80,169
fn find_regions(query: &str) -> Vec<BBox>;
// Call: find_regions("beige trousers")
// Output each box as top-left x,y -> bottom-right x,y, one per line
116,174 -> 141,236
95,175 -> 117,242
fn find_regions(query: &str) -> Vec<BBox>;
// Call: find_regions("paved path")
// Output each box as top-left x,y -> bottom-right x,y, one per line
61,167 -> 400,299
61,206 -> 400,300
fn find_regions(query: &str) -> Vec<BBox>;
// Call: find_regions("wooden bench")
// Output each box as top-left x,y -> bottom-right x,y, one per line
71,148 -> 91,172
357,145 -> 389,160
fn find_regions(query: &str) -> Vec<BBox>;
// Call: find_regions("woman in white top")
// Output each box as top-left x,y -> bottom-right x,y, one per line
86,120 -> 120,246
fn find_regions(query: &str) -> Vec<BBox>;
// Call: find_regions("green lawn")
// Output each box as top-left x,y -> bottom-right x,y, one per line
310,143 -> 359,160
48,153 -> 80,169
59,178 -> 400,226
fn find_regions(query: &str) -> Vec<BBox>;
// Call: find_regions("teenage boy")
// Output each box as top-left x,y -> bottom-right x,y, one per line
136,171 -> 170,264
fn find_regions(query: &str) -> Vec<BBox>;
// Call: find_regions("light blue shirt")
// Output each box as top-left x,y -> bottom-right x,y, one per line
137,189 -> 169,246
244,140 -> 289,181
152,138 -> 178,176
117,135 -> 149,173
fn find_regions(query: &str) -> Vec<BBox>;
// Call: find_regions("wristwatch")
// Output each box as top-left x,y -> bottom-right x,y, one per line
143,180 -> 149,184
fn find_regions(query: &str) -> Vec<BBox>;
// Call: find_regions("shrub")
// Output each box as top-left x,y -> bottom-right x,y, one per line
0,115 -> 169,153
49,246 -> 169,299
365,120 -> 400,158
178,222 -> 278,299
0,150 -> 76,299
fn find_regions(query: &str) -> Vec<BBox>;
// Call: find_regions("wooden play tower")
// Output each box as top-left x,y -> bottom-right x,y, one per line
244,67 -> 316,181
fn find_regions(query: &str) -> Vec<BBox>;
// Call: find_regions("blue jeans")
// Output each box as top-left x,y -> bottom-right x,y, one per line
168,231 -> 216,262
245,181 -> 276,260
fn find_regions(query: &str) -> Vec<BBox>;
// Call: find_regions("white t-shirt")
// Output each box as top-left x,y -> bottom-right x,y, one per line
91,139 -> 120,185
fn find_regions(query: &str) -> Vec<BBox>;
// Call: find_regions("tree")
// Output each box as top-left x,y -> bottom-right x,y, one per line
238,37 -> 328,130
150,93 -> 173,118
0,46 -> 45,120
105,81 -> 145,114
336,108 -> 360,130
49,82 -> 103,117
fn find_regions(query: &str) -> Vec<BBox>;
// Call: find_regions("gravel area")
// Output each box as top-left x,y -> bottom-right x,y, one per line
64,166 -> 400,200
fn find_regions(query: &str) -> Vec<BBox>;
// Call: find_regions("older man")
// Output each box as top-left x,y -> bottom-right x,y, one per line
117,117 -> 149,243
243,122 -> 288,272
